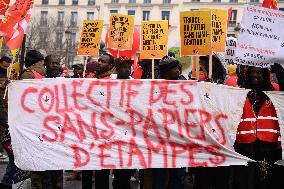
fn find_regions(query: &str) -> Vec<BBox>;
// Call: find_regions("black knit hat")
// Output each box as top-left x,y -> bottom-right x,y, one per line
0,56 -> 12,63
159,56 -> 180,76
25,50 -> 44,68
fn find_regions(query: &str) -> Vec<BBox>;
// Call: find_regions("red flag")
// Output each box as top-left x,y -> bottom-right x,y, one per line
0,0 -> 33,50
262,0 -> 278,10
0,0 -> 10,39
227,7 -> 232,28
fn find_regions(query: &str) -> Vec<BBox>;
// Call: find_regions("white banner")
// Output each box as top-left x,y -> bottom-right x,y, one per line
235,5 -> 284,67
225,37 -> 237,64
9,79 -> 284,171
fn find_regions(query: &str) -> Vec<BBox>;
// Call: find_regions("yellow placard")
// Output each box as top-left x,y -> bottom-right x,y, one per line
140,21 -> 168,59
77,20 -> 104,56
108,14 -> 134,50
8,62 -> 20,80
200,9 -> 227,52
211,9 -> 227,52
180,11 -> 212,56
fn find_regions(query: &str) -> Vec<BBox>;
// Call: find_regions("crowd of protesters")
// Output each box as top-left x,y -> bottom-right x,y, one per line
0,48 -> 283,189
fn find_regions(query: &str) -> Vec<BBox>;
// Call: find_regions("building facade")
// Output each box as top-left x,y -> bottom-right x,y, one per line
30,0 -> 284,66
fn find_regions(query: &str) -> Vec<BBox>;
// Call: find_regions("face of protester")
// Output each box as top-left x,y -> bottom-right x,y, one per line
248,67 -> 264,89
0,61 -> 11,70
163,65 -> 180,80
117,62 -> 132,79
73,67 -> 83,78
98,55 -> 112,73
240,65 -> 249,79
46,56 -> 62,77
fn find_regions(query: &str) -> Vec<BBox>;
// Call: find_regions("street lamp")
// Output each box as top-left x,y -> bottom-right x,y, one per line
234,23 -> 241,37
65,27 -> 72,68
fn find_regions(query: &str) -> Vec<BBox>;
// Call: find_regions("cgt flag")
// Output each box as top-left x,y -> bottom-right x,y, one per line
0,0 -> 34,51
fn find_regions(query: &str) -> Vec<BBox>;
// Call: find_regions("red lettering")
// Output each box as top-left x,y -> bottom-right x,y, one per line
60,113 -> 84,142
21,87 -> 38,113
112,140 -> 126,168
214,114 -> 228,145
126,109 -> 143,137
179,83 -> 194,105
38,87 -> 54,113
72,80 -> 88,110
184,109 -> 206,141
206,145 -> 226,166
149,81 -> 177,107
187,144 -> 208,167
169,142 -> 187,168
86,80 -> 102,107
163,81 -> 177,107
126,80 -> 143,108
119,81 -> 126,108
149,81 -> 163,106
54,84 -> 73,113
71,144 -> 90,168
127,138 -> 147,168
98,142 -> 116,169
100,112 -> 115,140
42,115 -> 60,142
158,108 -> 176,139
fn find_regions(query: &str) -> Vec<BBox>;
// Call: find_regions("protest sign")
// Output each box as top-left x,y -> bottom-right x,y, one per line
8,79 -> 261,171
108,14 -> 134,50
77,20 -> 104,56
200,9 -> 227,52
7,62 -> 20,80
180,11 -> 212,56
235,5 -> 284,67
140,21 -> 168,59
211,9 -> 227,52
224,37 -> 237,64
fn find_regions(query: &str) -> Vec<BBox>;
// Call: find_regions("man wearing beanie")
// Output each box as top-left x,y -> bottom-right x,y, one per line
20,50 -> 45,79
159,55 -> 185,80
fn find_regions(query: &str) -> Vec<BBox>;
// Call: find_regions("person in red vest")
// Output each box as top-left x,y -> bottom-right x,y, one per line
232,66 -> 284,189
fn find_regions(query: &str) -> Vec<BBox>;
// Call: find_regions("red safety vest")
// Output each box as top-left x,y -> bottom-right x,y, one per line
31,70 -> 45,79
236,97 -> 280,143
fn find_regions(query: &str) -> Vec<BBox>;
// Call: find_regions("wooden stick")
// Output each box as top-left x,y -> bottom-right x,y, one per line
152,59 -> 155,79
83,57 -> 87,78
209,55 -> 212,79
196,56 -> 200,81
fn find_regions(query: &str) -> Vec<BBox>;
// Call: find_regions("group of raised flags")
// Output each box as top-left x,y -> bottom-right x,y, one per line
0,0 -> 34,58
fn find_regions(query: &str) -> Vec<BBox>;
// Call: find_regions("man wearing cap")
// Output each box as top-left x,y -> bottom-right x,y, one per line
71,64 -> 84,78
20,50 -> 45,79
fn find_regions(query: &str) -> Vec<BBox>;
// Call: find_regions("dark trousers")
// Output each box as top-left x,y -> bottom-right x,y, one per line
31,170 -> 63,189
112,169 -> 132,189
95,170 -> 110,189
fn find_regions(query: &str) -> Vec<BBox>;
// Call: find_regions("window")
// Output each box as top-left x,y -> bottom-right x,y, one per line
229,10 -> 237,27
111,0 -> 119,3
72,0 -> 78,5
128,10 -> 135,16
162,11 -> 170,21
57,11 -> 64,26
70,12 -> 78,26
40,11 -> 48,26
129,0 -> 136,3
250,0 -> 259,2
227,34 -> 236,38
163,0 -> 171,3
213,0 -> 221,2
144,0 -> 151,3
42,0 -> 48,4
280,8 -> 284,12
56,32 -> 63,49
87,12 -> 94,20
192,0 -> 200,2
40,32 -> 48,48
229,0 -> 238,2
143,11 -> 150,21
70,33 -> 76,48
88,0 -> 95,5
110,10 -> 118,14
59,0 -> 65,5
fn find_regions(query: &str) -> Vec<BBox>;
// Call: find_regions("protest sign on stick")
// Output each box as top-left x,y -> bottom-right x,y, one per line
8,79 -> 265,171
77,20 -> 104,56
108,14 -> 134,50
180,11 -> 212,56
235,5 -> 284,67
140,21 -> 168,59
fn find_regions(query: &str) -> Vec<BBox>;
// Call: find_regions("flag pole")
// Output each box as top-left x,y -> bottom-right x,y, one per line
83,56 -> 87,77
209,54 -> 212,79
196,56 -> 200,81
20,34 -> 26,73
